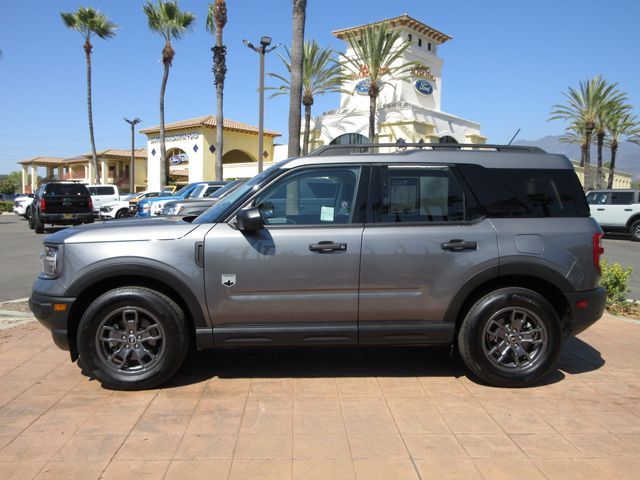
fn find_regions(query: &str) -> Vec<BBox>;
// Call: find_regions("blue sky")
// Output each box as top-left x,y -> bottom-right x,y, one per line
0,0 -> 638,174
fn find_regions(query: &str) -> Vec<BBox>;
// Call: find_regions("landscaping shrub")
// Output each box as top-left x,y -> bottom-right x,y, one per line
600,259 -> 635,314
0,201 -> 13,212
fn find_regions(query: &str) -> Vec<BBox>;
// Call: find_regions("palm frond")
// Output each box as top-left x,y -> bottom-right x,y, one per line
60,7 -> 117,40
143,1 -> 195,42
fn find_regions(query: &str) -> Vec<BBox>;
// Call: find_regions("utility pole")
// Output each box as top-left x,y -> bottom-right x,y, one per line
124,117 -> 142,193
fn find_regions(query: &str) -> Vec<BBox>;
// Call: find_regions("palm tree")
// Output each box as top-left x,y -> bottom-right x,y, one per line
560,120 -> 588,167
550,75 -> 621,190
287,0 -> 307,157
342,24 -> 415,142
594,92 -> 629,188
268,41 -> 343,155
61,7 -> 117,184
605,112 -> 640,189
143,1 -> 195,186
206,1 -> 227,181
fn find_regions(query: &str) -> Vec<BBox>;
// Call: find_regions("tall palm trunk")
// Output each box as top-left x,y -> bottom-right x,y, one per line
368,93 -> 377,142
302,96 -> 312,155
607,141 -> 618,189
213,27 -> 225,180
579,144 -> 585,167
288,0 -> 306,157
159,40 -> 173,186
583,126 -> 594,190
84,39 -> 99,184
596,131 -> 605,188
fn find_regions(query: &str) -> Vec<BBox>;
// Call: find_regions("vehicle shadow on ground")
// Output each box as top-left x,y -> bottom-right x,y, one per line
152,336 -> 604,389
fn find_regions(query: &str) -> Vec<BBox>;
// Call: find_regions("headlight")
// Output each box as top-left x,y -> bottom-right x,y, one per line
166,206 -> 183,215
40,245 -> 61,279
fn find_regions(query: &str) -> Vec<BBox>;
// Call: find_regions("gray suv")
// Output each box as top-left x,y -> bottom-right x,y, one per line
30,144 -> 606,390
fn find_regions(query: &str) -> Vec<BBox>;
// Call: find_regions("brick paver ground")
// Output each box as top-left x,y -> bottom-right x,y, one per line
0,313 -> 639,479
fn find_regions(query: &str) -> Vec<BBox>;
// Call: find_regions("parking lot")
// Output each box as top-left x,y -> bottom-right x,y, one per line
0,212 -> 639,479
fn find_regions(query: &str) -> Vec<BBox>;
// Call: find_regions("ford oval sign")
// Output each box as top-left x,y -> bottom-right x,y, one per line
415,79 -> 433,95
355,79 -> 384,96
355,79 -> 370,95
169,153 -> 188,165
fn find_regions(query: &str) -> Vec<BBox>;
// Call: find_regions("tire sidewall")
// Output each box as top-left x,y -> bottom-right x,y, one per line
459,287 -> 562,387
630,220 -> 640,242
77,287 -> 188,390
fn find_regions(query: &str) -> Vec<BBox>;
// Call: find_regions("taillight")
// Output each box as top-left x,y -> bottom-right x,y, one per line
39,198 -> 46,212
593,232 -> 604,274
87,196 -> 93,210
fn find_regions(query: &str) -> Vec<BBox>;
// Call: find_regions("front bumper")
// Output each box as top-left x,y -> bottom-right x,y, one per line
29,291 -> 75,351
565,287 -> 607,337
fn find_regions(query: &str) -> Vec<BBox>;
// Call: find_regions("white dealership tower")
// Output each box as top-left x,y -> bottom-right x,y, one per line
308,14 -> 486,148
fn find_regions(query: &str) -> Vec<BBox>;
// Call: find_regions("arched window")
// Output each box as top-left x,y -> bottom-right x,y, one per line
329,133 -> 369,145
439,135 -> 458,144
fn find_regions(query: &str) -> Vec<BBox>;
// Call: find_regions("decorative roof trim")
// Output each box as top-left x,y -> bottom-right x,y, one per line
332,14 -> 452,44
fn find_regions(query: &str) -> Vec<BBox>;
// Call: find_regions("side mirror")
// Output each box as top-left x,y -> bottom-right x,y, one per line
236,207 -> 265,231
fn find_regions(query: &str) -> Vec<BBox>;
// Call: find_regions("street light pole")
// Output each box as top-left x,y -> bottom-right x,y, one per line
124,117 -> 142,193
243,36 -> 279,173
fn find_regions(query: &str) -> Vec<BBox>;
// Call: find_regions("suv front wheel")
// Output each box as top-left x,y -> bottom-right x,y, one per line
77,287 -> 189,390
458,287 -> 561,387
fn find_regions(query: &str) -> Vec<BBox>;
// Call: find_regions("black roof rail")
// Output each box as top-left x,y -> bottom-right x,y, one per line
307,143 -> 546,156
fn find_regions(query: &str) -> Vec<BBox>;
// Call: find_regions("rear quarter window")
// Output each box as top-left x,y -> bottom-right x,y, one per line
458,165 -> 589,218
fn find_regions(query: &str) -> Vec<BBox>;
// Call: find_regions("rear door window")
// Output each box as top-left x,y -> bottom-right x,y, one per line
610,192 -> 634,205
374,165 -> 469,223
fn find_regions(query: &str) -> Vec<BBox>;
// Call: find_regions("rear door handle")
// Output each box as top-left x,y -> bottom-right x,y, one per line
597,208 -> 605,211
309,241 -> 347,253
441,239 -> 477,251
624,208 -> 633,211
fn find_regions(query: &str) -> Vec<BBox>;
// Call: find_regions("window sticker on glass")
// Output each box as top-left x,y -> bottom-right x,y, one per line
390,177 -> 418,214
320,205 -> 335,222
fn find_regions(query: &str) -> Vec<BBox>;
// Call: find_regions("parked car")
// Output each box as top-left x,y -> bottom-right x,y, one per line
586,189 -> 640,241
87,184 -> 119,215
30,144 -> 605,390
160,179 -> 246,216
128,191 -> 161,216
13,194 -> 34,218
98,200 -> 131,220
28,182 -> 93,234
136,181 -> 227,217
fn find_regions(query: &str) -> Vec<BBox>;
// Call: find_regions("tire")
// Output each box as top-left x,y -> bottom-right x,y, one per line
457,287 -> 562,387
115,208 -> 129,219
33,214 -> 45,234
630,219 -> 640,242
27,208 -> 34,229
77,287 -> 189,390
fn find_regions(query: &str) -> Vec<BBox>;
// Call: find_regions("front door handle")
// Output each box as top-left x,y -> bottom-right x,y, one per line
597,208 -> 605,211
624,208 -> 633,211
309,241 -> 347,253
441,239 -> 477,252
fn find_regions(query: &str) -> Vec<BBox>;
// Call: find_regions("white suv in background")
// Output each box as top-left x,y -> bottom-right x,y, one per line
13,194 -> 34,217
87,185 -> 119,215
587,189 -> 640,241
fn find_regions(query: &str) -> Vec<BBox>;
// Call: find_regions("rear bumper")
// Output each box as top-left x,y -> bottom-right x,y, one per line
565,287 -> 607,336
29,291 -> 75,351
40,213 -> 93,224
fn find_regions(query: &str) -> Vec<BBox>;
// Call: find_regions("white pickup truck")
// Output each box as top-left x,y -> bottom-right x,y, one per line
586,189 -> 640,241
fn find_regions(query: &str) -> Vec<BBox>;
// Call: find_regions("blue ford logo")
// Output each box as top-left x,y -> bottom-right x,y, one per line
415,79 -> 433,95
355,79 -> 384,96
169,153 -> 188,165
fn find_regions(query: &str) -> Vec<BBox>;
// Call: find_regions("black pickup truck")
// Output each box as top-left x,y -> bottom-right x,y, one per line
28,182 -> 94,234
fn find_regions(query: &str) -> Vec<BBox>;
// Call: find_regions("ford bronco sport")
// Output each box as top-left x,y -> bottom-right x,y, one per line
30,144 -> 606,389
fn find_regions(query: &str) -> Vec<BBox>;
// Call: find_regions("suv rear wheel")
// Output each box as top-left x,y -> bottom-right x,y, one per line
630,219 -> 640,242
458,287 -> 561,387
77,287 -> 189,390
33,213 -> 45,234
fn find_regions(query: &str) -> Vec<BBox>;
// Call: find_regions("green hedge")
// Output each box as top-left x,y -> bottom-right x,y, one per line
0,201 -> 13,212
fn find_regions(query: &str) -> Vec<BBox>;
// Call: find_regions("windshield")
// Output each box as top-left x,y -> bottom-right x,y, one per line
189,184 -> 207,198
173,185 -> 190,197
194,163 -> 286,224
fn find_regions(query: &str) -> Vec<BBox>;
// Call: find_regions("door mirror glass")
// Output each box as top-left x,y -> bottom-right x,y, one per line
236,207 -> 264,231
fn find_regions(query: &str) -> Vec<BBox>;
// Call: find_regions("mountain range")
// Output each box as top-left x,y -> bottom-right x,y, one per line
514,135 -> 640,181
